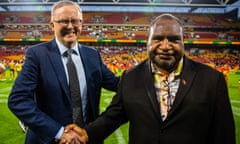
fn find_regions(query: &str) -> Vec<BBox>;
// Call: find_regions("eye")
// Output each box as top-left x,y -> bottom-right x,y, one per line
71,19 -> 82,25
58,20 -> 69,24
152,36 -> 164,41
167,36 -> 181,43
70,19 -> 77,24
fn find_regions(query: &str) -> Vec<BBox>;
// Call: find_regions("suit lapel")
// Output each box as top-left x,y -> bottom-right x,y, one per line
143,60 -> 162,121
47,40 -> 70,101
167,58 -> 197,118
77,45 -> 89,82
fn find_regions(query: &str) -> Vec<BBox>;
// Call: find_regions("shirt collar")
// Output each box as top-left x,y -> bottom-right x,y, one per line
151,57 -> 183,77
55,38 -> 79,56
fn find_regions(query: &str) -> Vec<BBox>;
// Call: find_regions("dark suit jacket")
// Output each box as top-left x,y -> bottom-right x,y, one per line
8,39 -> 119,144
85,57 -> 235,144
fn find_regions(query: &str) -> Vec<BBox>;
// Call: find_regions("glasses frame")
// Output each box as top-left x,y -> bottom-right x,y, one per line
53,19 -> 82,26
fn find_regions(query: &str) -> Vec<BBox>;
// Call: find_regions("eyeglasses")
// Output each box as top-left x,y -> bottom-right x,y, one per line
54,19 -> 82,26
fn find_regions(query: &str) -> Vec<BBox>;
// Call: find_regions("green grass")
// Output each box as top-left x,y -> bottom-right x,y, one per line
0,72 -> 239,144
0,80 -> 25,144
100,89 -> 129,144
228,72 -> 240,144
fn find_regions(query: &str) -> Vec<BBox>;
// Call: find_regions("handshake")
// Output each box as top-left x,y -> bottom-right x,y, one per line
59,124 -> 88,144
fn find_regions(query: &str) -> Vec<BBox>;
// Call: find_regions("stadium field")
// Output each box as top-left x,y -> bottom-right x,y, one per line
0,72 -> 239,144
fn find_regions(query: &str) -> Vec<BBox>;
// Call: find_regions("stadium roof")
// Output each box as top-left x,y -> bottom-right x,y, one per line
0,0 -> 239,15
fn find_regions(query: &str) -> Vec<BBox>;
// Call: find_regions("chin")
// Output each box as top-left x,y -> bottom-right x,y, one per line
153,58 -> 174,69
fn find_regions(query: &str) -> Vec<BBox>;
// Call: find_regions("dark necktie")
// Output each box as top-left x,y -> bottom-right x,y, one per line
66,49 -> 84,127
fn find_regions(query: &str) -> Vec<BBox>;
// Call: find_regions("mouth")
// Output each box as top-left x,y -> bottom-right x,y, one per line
158,54 -> 172,60
66,31 -> 76,35
156,50 -> 174,60
63,31 -> 78,40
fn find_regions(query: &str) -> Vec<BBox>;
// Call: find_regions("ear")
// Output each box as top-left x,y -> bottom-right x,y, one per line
49,22 -> 54,30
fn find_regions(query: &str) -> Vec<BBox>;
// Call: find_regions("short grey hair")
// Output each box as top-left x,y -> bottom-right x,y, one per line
51,0 -> 82,21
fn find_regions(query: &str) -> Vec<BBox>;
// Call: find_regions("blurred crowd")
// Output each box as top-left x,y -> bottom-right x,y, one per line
0,43 -> 239,82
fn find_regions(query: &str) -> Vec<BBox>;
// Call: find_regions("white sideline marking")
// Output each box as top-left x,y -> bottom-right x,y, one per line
115,128 -> 127,144
0,99 -> 7,103
104,98 -> 112,104
0,94 -> 8,98
0,87 -> 11,92
231,100 -> 240,104
232,106 -> 240,116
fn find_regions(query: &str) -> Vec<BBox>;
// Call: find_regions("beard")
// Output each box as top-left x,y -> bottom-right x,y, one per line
150,53 -> 179,72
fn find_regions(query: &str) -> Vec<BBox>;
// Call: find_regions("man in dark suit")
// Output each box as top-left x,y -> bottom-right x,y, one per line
7,0 -> 119,144
66,13 -> 235,144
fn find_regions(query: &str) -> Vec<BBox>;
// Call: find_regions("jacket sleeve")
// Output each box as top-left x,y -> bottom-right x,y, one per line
8,47 -> 62,143
85,71 -> 127,143
210,72 -> 235,144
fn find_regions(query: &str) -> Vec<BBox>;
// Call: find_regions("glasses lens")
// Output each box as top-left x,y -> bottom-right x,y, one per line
71,19 -> 78,25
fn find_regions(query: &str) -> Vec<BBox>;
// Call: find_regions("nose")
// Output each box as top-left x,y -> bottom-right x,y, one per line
160,38 -> 170,50
66,21 -> 74,28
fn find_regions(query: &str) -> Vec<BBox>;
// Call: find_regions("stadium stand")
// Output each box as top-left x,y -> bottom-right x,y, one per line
1,11 -> 240,41
0,11 -> 239,78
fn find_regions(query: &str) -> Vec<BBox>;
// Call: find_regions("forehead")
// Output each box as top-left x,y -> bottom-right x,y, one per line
152,19 -> 182,36
54,5 -> 81,19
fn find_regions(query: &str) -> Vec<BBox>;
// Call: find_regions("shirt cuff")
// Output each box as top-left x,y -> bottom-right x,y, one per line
55,126 -> 64,140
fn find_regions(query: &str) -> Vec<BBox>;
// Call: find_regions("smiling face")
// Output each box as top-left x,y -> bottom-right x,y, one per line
147,15 -> 184,73
50,4 -> 83,48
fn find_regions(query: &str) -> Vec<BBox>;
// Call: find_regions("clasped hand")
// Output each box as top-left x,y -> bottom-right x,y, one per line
59,124 -> 88,144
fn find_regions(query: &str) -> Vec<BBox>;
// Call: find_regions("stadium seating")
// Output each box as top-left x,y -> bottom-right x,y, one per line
1,11 -> 239,41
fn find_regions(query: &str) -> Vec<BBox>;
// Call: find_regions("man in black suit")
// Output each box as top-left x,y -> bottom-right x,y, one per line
64,13 -> 236,144
8,0 -> 119,144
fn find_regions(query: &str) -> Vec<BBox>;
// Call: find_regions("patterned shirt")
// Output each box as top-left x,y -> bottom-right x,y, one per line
152,58 -> 183,120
